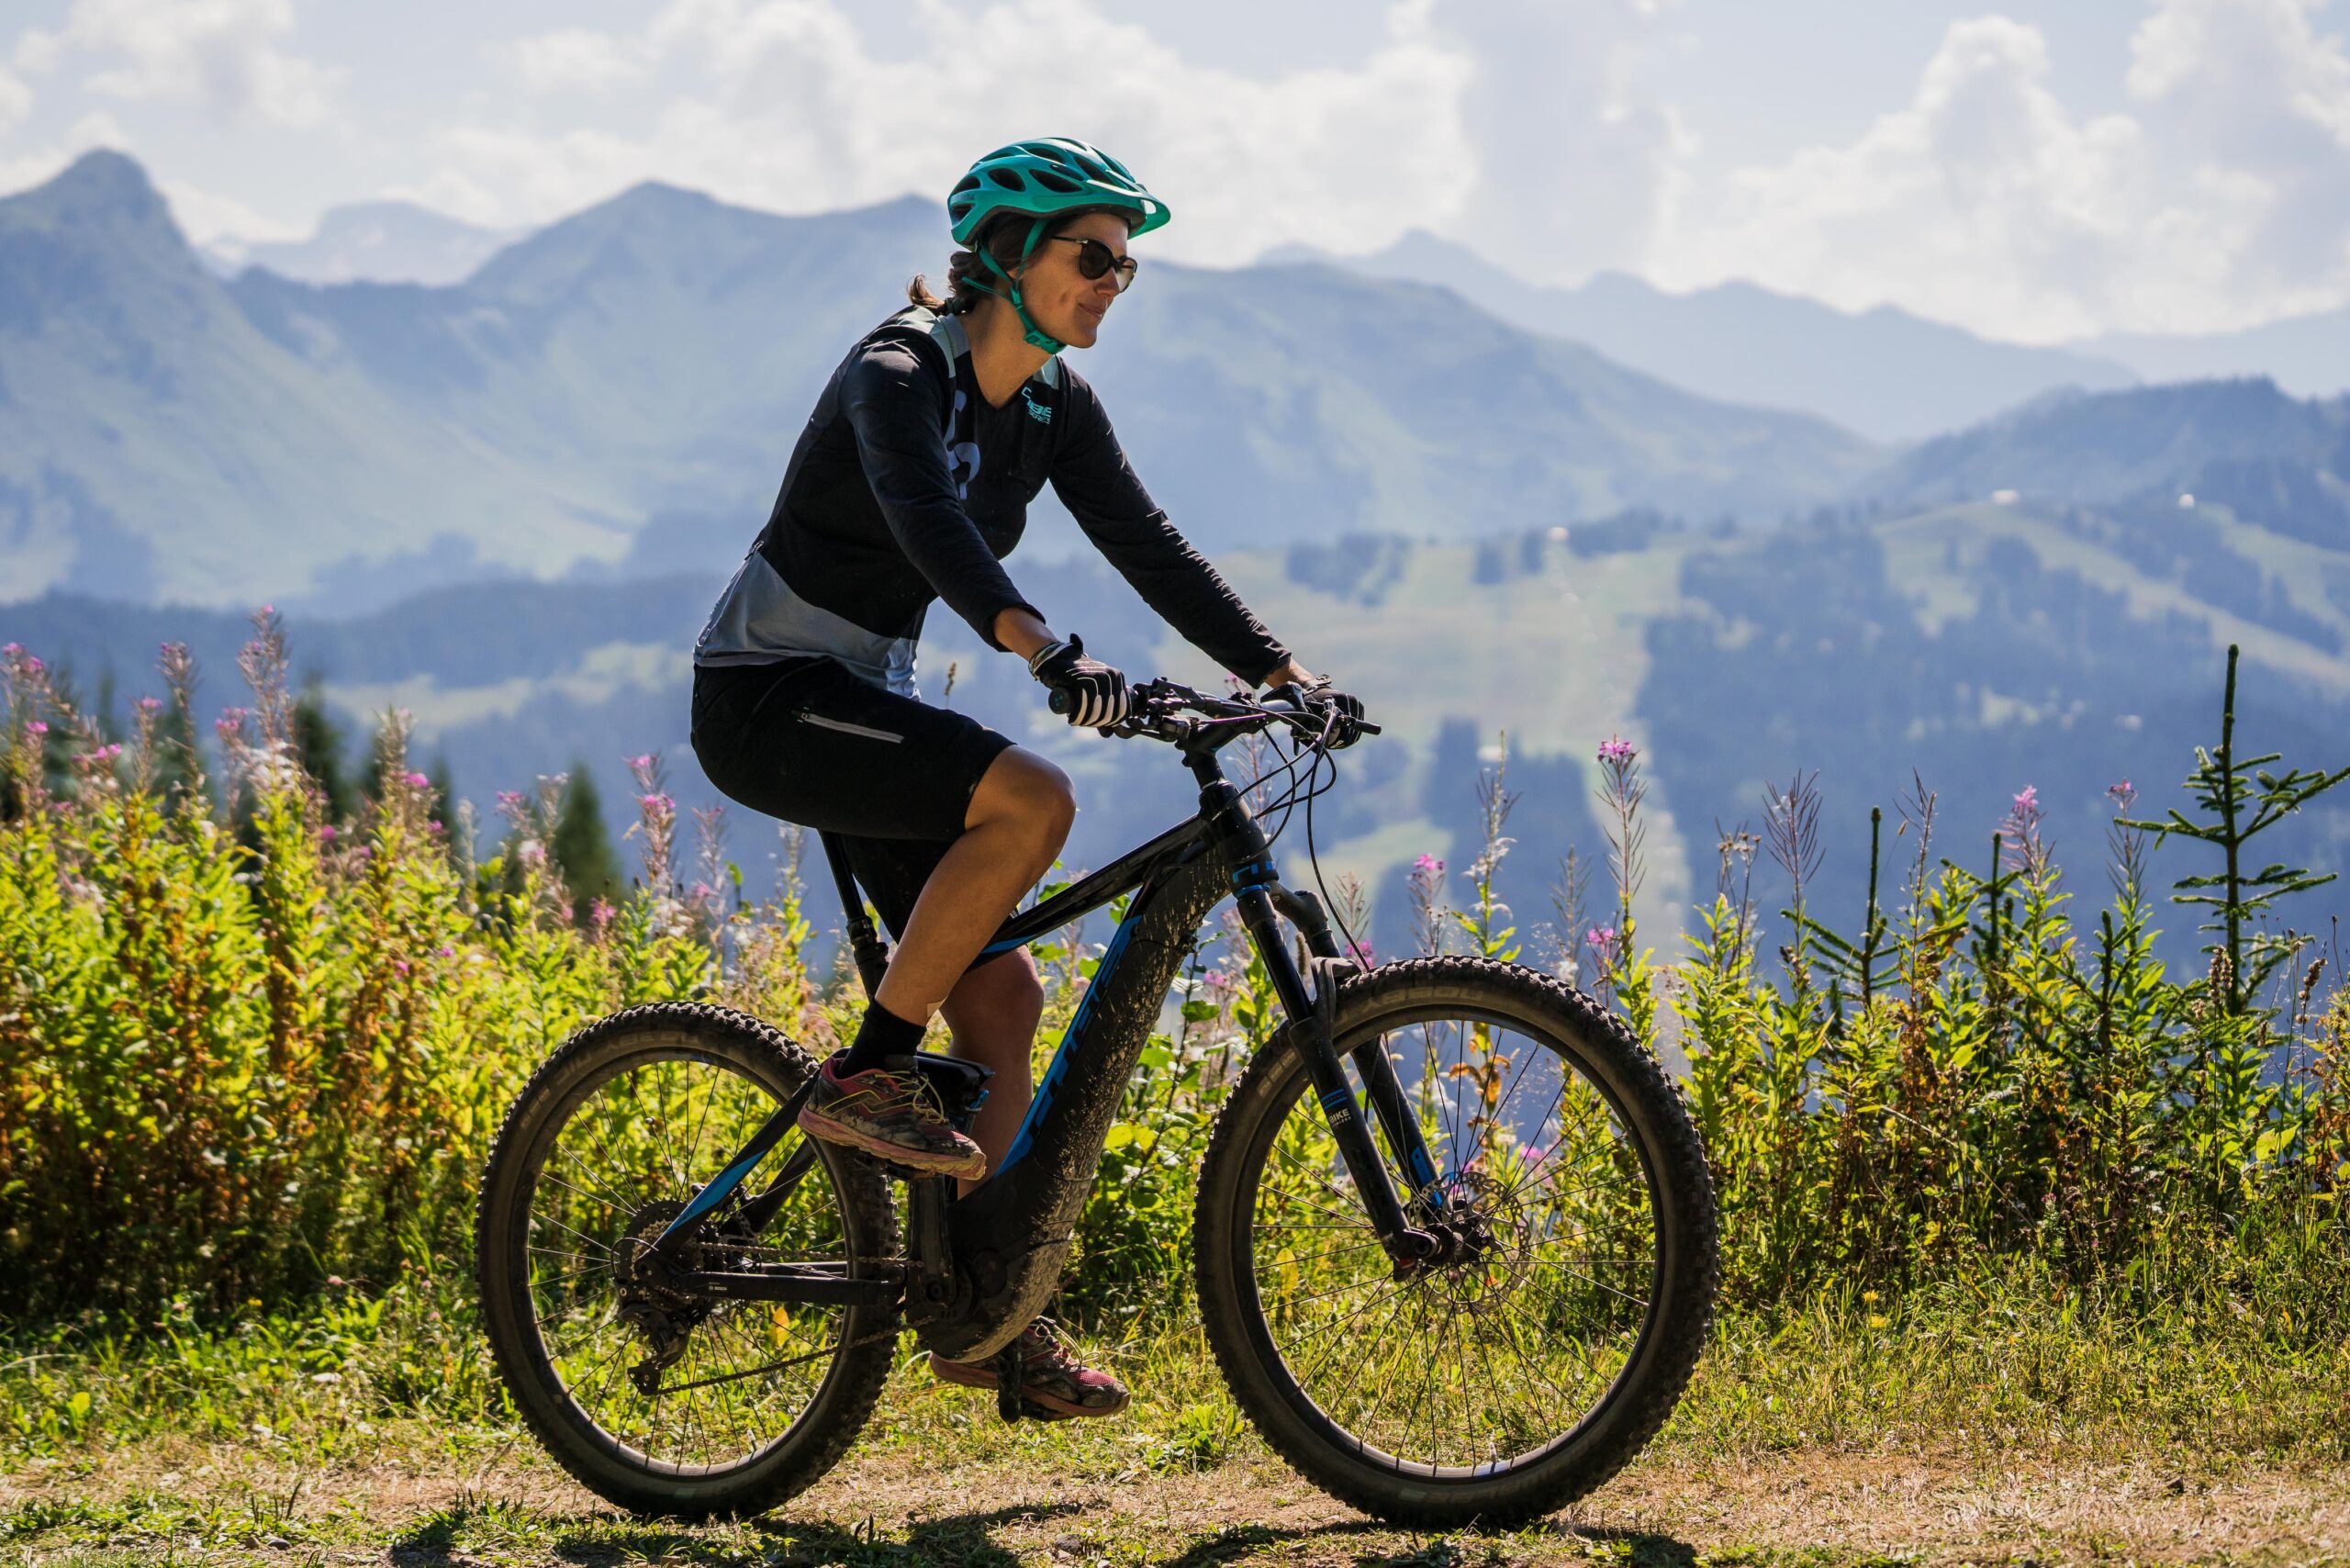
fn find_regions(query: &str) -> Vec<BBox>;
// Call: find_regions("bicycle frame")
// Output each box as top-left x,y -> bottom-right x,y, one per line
645,700 -> 1444,1363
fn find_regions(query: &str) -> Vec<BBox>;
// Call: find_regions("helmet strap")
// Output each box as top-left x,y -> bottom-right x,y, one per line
976,217 -> 1065,354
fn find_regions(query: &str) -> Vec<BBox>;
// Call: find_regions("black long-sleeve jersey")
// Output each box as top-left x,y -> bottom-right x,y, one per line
695,305 -> 1290,697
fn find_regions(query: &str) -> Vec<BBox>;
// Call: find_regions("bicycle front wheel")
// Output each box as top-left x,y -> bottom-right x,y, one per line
475,1002 -> 898,1518
1195,957 -> 1717,1528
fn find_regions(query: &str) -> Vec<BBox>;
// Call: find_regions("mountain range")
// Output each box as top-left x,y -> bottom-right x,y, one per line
1265,231 -> 2141,444
1282,230 -> 2350,442
1,151 -> 1874,611
202,201 -> 521,287
6,151 -> 2350,980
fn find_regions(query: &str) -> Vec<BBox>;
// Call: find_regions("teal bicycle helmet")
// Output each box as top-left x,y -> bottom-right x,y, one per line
946,138 -> 1169,353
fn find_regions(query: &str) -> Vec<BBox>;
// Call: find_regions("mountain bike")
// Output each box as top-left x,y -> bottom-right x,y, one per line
475,679 -> 1718,1528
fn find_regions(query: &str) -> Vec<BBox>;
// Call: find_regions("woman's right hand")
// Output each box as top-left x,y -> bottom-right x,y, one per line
1027,634 -> 1131,728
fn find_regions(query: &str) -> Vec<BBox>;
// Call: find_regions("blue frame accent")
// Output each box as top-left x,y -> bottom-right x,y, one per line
675,1143 -> 771,1227
990,900 -> 1147,1177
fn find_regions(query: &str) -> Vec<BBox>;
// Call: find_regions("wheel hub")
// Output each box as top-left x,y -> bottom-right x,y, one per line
1405,1170 -> 1536,1314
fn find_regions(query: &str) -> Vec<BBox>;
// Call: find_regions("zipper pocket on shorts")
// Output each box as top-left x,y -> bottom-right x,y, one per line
798,711 -> 903,744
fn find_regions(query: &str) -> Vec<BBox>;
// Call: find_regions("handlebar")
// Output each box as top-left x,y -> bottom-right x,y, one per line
1049,678 -> 1382,746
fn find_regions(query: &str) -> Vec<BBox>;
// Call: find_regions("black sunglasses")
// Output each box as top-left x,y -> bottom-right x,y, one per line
1047,235 -> 1139,292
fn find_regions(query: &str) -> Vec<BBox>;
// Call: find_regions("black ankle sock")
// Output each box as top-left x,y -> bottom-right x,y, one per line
836,1000 -> 927,1075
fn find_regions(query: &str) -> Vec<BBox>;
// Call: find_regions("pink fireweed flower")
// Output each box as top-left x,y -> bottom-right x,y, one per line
1584,925 -> 1617,948
134,696 -> 162,713
437,945 -> 454,958
25,721 -> 46,737
627,754 -> 654,770
319,824 -> 338,841
588,898 -> 618,935
2012,785 -> 2039,815
1,644 -> 17,655
640,793 -> 674,812
1349,938 -> 1375,965
1597,735 -> 1635,764
496,790 -> 523,808
22,656 -> 41,675
1413,854 -> 1444,874
2107,779 -> 2136,809
404,771 -> 431,790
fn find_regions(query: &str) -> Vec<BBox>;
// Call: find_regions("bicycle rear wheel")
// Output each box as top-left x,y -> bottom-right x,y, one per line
475,1002 -> 898,1518
1195,957 -> 1717,1528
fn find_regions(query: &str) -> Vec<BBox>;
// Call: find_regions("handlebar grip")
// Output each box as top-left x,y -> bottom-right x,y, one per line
1047,688 -> 1072,715
1356,720 -> 1383,735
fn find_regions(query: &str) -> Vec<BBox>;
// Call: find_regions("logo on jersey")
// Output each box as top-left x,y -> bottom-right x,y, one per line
1021,388 -> 1053,425
947,389 -> 982,498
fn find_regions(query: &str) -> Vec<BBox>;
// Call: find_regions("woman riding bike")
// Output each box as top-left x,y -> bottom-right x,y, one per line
689,138 -> 1364,1420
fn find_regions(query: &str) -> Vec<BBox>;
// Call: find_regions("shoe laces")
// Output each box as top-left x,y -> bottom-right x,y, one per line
1018,1316 -> 1081,1371
866,1062 -> 956,1127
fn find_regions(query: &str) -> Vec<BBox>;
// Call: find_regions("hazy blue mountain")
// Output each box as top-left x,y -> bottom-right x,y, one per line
204,201 -> 525,286
1859,378 -> 2350,516
0,151 -> 616,608
2088,308 -> 2350,402
2,151 -> 1877,611
1269,230 -> 2140,443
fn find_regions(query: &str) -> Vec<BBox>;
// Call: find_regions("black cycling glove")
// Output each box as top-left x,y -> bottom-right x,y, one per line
1028,633 -> 1131,729
1264,678 -> 1367,748
1304,680 -> 1367,749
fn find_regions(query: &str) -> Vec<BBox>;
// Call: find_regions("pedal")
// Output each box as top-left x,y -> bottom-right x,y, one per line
882,1052 -> 992,1132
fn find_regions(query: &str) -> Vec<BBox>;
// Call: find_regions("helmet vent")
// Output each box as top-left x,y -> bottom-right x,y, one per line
1030,169 -> 1080,194
986,168 -> 1026,191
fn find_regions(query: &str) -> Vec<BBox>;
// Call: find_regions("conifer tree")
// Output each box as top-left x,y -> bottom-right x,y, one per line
292,679 -> 357,823
2119,644 -> 2350,1017
550,762 -> 621,924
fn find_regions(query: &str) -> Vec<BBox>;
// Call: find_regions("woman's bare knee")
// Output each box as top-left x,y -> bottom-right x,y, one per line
967,748 -> 1076,860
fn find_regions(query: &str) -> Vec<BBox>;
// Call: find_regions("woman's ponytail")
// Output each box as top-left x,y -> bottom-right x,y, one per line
905,246 -> 999,314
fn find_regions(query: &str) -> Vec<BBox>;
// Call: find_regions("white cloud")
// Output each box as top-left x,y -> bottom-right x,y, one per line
0,65 -> 30,131
0,111 -> 132,200
1431,0 -> 1695,286
160,175 -> 307,244
509,28 -> 646,95
422,0 -> 1479,264
18,0 -> 341,129
1651,2 -> 2350,341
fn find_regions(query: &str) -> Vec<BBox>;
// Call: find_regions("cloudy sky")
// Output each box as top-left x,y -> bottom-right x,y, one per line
3,0 -> 2346,344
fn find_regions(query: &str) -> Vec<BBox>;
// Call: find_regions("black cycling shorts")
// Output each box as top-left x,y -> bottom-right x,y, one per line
690,657 -> 1018,939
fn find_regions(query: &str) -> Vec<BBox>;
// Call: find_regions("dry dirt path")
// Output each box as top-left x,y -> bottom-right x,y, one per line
7,1435 -> 2348,1566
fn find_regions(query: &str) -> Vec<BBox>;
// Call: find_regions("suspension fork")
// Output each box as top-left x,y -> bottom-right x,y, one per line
1270,886 -> 1443,1210
1208,785 -> 1435,1264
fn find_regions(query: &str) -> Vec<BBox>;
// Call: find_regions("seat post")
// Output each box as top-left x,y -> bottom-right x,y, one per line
818,830 -> 891,999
